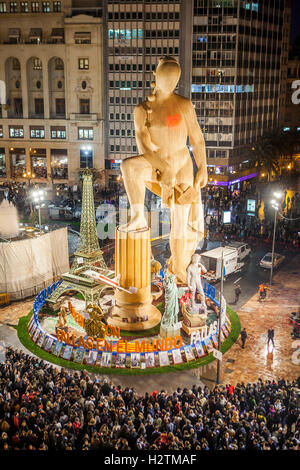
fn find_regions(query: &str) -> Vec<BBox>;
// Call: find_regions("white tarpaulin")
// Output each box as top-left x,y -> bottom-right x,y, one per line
0,227 -> 69,300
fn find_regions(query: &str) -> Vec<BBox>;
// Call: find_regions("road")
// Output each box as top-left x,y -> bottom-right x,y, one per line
151,237 -> 298,310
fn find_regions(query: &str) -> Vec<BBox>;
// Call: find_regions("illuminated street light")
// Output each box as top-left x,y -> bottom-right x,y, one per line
31,189 -> 45,234
269,191 -> 282,285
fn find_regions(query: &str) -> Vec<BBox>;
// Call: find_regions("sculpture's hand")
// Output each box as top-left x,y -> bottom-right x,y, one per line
194,167 -> 208,189
157,162 -> 176,187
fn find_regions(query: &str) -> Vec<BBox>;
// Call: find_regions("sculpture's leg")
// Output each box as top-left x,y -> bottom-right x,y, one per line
197,281 -> 206,308
190,288 -> 196,311
168,202 -> 191,283
120,156 -> 153,231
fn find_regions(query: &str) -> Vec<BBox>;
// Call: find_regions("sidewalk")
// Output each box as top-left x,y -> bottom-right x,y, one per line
220,254 -> 300,385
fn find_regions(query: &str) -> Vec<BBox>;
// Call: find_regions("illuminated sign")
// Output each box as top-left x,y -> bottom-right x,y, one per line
223,211 -> 231,224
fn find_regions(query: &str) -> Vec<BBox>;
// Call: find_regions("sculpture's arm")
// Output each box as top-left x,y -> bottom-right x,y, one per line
199,263 -> 207,274
186,268 -> 192,288
134,105 -> 176,186
185,102 -> 207,189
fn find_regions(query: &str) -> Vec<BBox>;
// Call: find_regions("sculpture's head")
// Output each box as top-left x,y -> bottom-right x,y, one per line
191,253 -> 201,264
154,56 -> 181,95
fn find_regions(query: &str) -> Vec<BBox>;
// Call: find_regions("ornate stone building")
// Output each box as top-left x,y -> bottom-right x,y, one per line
0,0 -> 104,186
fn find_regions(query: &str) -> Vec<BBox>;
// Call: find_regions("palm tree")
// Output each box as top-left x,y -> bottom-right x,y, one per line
248,136 -> 280,183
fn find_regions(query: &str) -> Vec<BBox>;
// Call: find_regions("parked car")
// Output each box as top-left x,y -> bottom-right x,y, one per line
259,252 -> 285,269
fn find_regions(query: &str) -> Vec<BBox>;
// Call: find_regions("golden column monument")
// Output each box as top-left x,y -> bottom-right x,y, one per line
111,227 -> 161,330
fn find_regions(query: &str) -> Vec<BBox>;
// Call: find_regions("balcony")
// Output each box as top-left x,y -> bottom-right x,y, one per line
70,113 -> 98,121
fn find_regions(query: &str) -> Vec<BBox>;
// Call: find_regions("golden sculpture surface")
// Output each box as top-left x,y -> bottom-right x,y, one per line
84,303 -> 106,339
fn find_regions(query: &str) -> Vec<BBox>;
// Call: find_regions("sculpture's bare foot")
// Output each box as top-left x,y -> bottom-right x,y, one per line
119,215 -> 148,232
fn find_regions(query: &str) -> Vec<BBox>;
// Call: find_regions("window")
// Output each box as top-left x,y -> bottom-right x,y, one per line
12,58 -> 20,70
31,2 -> 39,12
9,126 -> 24,138
51,126 -> 66,139
42,1 -> 49,12
74,32 -> 91,44
80,99 -> 90,114
21,2 -> 28,12
30,126 -> 45,138
78,58 -> 89,70
30,148 -> 47,178
80,148 -> 93,169
33,58 -> 42,70
0,126 -> 3,138
0,3 -> 7,13
10,2 -> 17,12
53,1 -> 60,12
10,148 -> 25,178
14,98 -> 23,116
55,98 -> 65,116
78,127 -> 93,140
0,148 -> 6,178
55,58 -> 64,70
34,98 -> 44,115
51,149 -> 68,179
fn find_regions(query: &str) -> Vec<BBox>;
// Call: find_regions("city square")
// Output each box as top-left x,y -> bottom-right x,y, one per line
0,0 -> 299,456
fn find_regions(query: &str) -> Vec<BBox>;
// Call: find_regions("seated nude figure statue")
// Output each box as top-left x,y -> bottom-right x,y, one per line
121,56 -> 207,283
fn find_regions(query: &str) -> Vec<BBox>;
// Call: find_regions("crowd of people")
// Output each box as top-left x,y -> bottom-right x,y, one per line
203,184 -> 300,248
0,348 -> 299,451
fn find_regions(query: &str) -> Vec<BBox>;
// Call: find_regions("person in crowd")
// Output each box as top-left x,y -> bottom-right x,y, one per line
240,328 -> 248,349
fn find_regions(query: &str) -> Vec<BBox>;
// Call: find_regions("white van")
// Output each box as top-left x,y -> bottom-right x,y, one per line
201,246 -> 244,283
226,241 -> 251,261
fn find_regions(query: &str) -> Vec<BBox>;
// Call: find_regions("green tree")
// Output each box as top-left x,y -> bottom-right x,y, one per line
248,136 -> 280,182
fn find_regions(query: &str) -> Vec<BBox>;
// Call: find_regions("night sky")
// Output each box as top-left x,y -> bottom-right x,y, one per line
291,0 -> 300,42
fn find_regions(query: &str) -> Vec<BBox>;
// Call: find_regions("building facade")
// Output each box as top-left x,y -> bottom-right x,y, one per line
102,0 -> 189,188
191,0 -> 291,186
0,0 -> 105,187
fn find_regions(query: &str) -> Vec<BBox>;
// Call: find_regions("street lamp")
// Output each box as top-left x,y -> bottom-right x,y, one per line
269,191 -> 282,285
216,248 -> 237,384
31,189 -> 45,233
23,170 -> 36,186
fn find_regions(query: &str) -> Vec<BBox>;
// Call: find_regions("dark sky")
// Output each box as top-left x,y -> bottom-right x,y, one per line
291,0 -> 300,42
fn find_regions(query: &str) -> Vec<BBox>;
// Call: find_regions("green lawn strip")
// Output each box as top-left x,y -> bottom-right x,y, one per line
17,308 -> 240,376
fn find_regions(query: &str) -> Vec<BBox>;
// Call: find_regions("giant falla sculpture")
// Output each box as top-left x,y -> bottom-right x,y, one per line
111,56 -> 207,330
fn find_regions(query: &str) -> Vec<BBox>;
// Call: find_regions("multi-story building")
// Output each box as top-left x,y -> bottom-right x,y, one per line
0,0 -> 104,187
191,0 -> 292,187
102,0 -> 189,187
283,54 -> 300,132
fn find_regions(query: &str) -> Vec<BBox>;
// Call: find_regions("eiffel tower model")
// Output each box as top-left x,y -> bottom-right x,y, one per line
47,168 -> 114,309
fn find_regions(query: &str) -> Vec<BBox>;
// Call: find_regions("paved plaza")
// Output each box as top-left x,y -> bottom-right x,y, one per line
0,255 -> 299,394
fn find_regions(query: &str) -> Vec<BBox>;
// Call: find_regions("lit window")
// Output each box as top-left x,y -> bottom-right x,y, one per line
21,2 -> 28,12
0,3 -> 7,13
42,1 -> 50,12
51,126 -> 66,139
10,2 -> 17,12
30,126 -> 45,138
53,1 -> 60,12
33,58 -> 42,70
78,128 -> 93,140
78,58 -> 89,70
74,32 -> 91,44
108,28 -> 143,40
31,2 -> 39,12
9,126 -> 24,138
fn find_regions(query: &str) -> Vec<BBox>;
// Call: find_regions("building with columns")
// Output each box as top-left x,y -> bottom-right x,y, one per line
0,0 -> 104,188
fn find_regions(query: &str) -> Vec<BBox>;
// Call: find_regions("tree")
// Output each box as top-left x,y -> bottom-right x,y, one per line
248,136 -> 280,183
